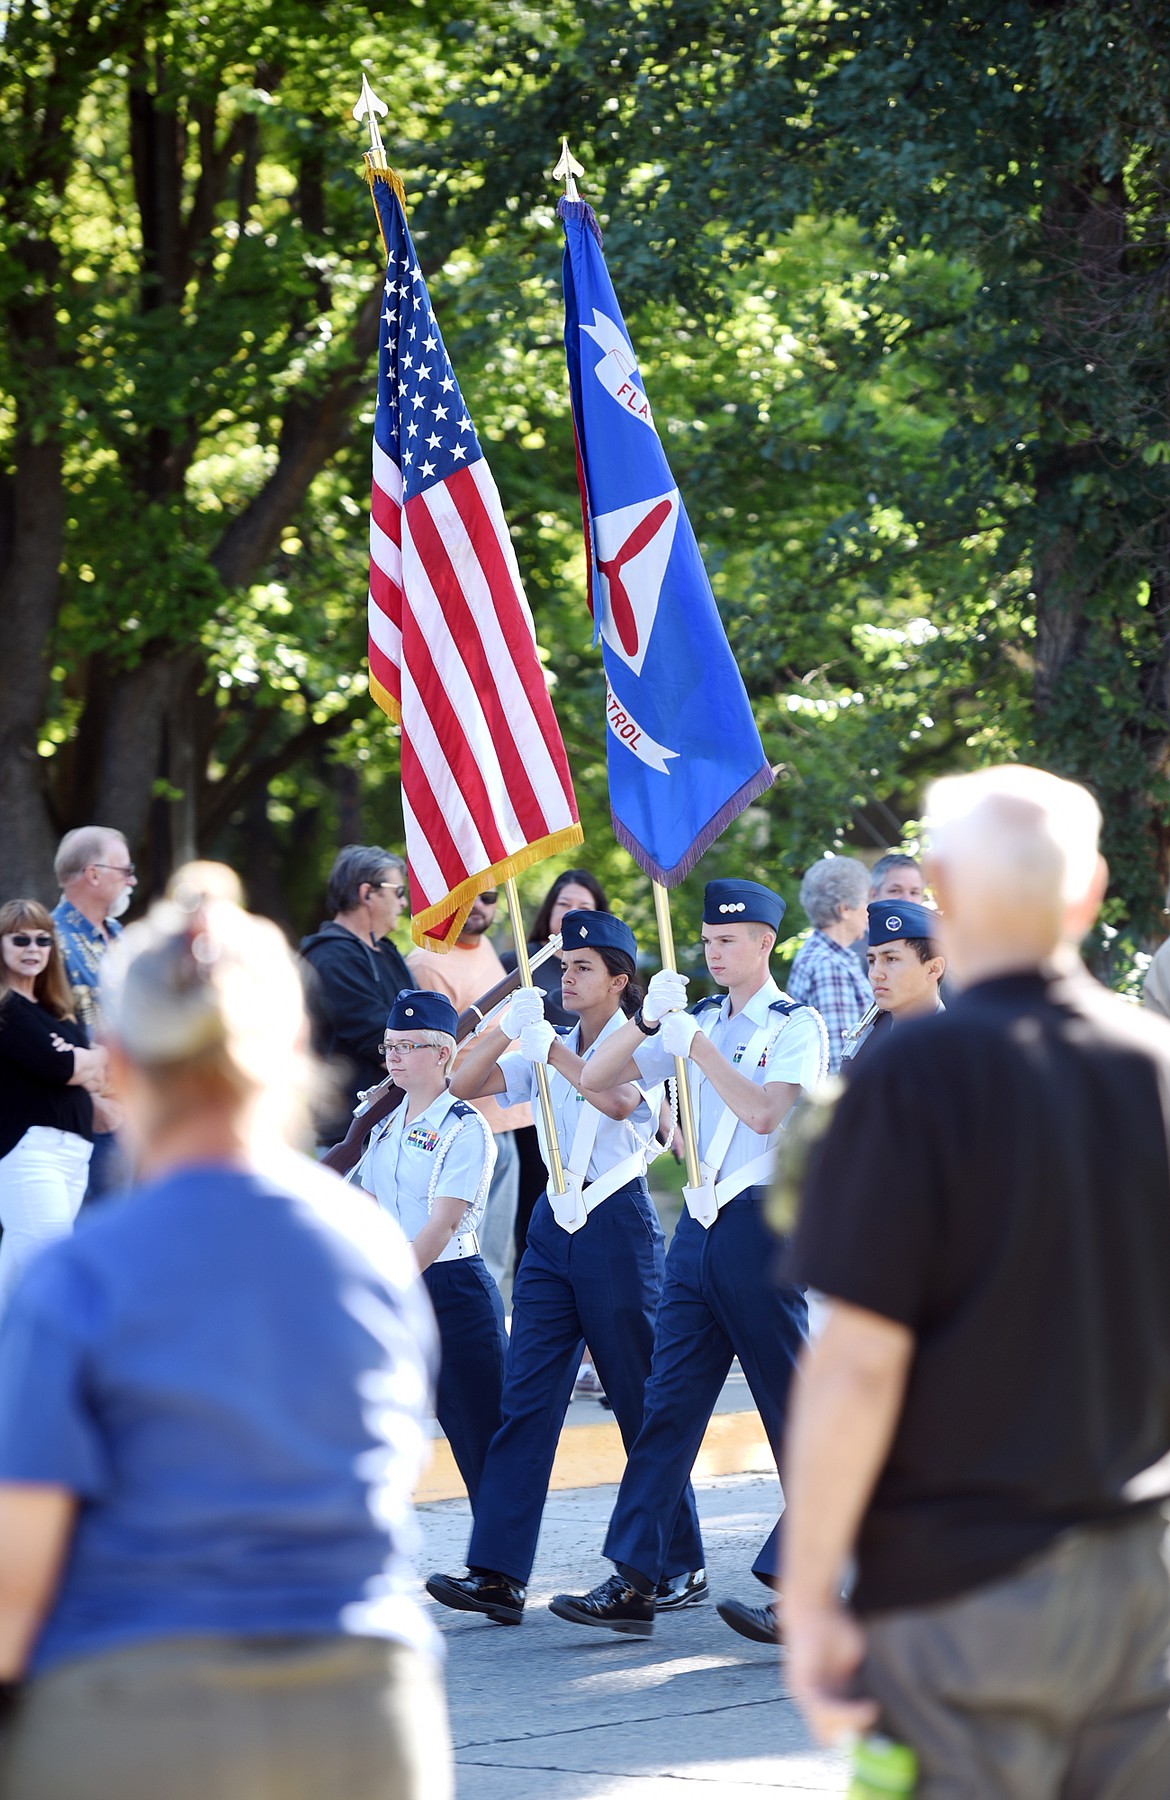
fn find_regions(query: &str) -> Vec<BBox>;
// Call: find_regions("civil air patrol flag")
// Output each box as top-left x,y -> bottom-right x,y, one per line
365,169 -> 583,947
559,198 -> 774,884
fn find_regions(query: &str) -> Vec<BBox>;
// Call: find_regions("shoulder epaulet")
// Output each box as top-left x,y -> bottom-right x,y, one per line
447,1098 -> 476,1120
689,995 -> 723,1017
768,997 -> 803,1017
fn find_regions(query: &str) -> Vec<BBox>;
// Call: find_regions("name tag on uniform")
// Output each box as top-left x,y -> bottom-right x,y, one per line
405,1124 -> 440,1152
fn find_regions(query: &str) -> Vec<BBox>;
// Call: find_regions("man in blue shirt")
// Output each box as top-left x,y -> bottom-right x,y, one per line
51,825 -> 137,1201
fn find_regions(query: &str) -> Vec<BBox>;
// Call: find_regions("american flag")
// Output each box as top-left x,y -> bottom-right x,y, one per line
366,174 -> 582,948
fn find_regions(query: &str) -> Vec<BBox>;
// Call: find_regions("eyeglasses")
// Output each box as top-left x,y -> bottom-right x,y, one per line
6,933 -> 53,948
477,890 -> 498,904
381,1039 -> 437,1056
374,883 -> 407,900
91,862 -> 136,878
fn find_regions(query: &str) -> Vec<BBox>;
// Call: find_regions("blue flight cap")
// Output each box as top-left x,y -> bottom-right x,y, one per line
386,989 -> 458,1035
560,909 -> 637,962
703,879 -> 786,932
867,900 -> 939,948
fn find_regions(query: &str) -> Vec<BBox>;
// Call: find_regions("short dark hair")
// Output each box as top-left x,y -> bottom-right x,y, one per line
595,946 -> 644,1018
530,868 -> 609,944
901,937 -> 940,966
326,845 -> 405,915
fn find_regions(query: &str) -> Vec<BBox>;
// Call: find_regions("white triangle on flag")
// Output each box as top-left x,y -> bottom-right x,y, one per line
591,488 -> 679,679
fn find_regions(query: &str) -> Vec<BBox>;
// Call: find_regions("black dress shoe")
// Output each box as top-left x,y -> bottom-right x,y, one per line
549,1573 -> 654,1637
654,1568 -> 708,1611
426,1569 -> 526,1626
715,1596 -> 782,1645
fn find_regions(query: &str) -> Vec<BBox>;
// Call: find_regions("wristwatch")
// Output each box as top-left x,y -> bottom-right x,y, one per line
632,1006 -> 661,1037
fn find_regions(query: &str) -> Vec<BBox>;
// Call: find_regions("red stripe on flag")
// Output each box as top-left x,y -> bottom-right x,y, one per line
371,481 -> 402,543
448,467 -> 578,814
401,735 -> 475,897
399,605 -> 511,869
368,636 -> 401,703
369,558 -> 403,622
405,489 -> 548,844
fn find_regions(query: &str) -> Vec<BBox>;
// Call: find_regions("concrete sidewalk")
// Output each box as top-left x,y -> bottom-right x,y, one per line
416,1472 -> 849,1797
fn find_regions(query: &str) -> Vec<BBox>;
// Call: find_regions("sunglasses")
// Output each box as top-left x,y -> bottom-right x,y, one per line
7,933 -> 53,948
478,890 -> 498,904
374,883 -> 407,900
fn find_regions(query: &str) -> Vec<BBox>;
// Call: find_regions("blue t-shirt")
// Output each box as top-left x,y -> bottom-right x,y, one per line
0,1153 -> 440,1673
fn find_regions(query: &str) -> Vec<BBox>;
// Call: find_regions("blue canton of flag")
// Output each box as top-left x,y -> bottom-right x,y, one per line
559,200 -> 774,885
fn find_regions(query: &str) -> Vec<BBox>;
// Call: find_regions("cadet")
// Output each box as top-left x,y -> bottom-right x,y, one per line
426,911 -> 705,1626
546,880 -> 827,1638
842,900 -> 946,1072
358,989 -> 506,1508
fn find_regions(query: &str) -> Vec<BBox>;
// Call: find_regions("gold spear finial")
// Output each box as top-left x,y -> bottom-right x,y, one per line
553,136 -> 585,202
353,73 -> 389,174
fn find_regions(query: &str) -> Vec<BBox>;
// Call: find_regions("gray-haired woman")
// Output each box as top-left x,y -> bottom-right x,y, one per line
788,855 -> 873,1074
0,872 -> 449,1800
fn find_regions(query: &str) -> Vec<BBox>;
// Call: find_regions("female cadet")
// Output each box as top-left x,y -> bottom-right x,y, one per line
425,911 -> 705,1625
358,989 -> 507,1510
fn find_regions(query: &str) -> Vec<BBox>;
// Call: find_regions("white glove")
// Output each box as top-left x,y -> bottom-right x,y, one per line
642,968 -> 689,1025
518,1020 -> 557,1065
661,1009 -> 699,1058
501,986 -> 545,1036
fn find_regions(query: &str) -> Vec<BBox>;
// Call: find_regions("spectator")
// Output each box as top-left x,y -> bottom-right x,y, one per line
0,901 -> 106,1310
783,766 -> 1170,1795
0,880 -> 449,1800
503,868 -> 608,1266
868,853 -> 925,904
408,891 -> 526,1288
300,845 -> 412,1148
788,856 -> 872,1073
51,824 -> 137,1200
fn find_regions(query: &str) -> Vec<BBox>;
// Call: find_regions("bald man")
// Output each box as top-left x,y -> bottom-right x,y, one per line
781,766 -> 1170,1798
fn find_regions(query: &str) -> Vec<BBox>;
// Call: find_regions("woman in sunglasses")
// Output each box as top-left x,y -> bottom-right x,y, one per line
0,900 -> 107,1308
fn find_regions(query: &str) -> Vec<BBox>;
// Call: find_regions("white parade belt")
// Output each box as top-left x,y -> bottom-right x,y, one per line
436,1228 -> 480,1263
536,1082 -> 648,1236
682,1012 -> 776,1230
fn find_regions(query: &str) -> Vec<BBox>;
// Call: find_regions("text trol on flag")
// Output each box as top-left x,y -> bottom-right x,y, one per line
366,171 -> 582,947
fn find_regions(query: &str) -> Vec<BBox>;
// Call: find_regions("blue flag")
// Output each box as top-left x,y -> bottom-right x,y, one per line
559,199 -> 774,885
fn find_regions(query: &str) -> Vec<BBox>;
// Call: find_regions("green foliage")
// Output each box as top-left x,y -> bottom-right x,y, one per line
4,0 -> 1170,971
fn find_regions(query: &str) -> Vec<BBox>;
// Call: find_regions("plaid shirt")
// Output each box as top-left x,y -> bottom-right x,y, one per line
787,930 -> 871,1075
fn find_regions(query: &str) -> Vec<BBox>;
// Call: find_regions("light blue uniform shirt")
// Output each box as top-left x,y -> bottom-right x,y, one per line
359,1089 -> 495,1240
634,977 -> 825,1183
498,1010 -> 663,1181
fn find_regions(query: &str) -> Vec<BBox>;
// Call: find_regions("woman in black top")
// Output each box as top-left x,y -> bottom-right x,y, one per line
0,900 -> 106,1312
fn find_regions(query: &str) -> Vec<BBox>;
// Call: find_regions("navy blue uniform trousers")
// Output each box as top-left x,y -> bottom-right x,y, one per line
603,1186 -> 807,1587
467,1178 -> 705,1586
423,1254 -> 507,1509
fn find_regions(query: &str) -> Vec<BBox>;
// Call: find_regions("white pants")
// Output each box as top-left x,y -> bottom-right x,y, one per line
0,1126 -> 91,1312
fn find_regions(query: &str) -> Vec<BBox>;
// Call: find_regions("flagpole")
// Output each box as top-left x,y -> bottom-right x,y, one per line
651,881 -> 702,1190
504,876 -> 567,1195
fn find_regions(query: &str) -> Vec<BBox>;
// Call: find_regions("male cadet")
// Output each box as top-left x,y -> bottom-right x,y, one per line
842,900 -> 946,1071
546,879 -> 828,1637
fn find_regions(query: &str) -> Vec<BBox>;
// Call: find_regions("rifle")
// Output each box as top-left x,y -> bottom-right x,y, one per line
321,934 -> 563,1178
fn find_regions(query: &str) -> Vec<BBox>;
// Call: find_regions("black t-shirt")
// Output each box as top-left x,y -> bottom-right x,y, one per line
790,965 -> 1170,1615
0,995 -> 93,1160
